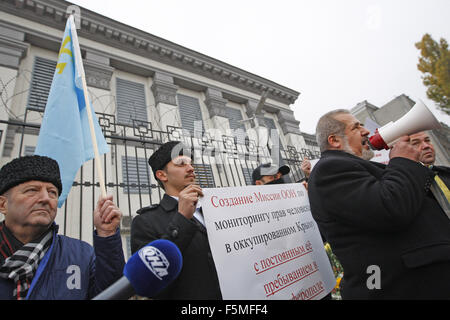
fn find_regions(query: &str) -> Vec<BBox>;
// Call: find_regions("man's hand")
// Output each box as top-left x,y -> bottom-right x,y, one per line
178,184 -> 203,219
301,180 -> 309,191
300,158 -> 311,178
389,135 -> 421,162
94,195 -> 122,237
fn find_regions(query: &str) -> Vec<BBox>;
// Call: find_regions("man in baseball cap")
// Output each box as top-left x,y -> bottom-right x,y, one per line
252,163 -> 290,185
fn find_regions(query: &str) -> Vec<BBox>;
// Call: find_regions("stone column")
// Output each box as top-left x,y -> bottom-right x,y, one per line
0,24 -> 28,71
277,108 -> 305,151
204,88 -> 229,134
84,50 -> 114,91
245,99 -> 269,156
0,23 -> 29,158
83,50 -> 115,117
151,71 -> 179,132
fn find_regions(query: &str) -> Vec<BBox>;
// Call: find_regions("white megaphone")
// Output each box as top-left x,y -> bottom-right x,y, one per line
368,100 -> 441,150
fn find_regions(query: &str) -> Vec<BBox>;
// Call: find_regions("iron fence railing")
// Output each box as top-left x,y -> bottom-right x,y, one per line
0,111 -> 320,249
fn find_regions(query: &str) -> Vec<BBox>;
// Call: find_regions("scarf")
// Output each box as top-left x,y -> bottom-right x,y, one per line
0,223 -> 54,300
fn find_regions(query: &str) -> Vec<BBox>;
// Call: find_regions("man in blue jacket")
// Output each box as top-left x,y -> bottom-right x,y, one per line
0,155 -> 125,299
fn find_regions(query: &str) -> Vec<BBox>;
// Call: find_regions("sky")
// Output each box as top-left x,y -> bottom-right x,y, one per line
70,0 -> 450,134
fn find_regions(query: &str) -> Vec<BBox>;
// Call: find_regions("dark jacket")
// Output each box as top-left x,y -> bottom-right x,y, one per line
432,165 -> 450,186
308,150 -> 450,299
131,194 -> 222,300
0,227 -> 125,300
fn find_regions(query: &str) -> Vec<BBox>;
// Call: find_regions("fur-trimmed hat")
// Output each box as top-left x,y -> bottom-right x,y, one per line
0,155 -> 63,195
148,141 -> 191,179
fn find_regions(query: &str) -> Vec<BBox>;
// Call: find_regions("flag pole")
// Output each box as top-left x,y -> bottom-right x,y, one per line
80,68 -> 107,198
69,15 -> 107,198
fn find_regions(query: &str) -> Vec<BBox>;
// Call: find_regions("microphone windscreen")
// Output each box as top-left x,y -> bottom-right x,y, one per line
123,239 -> 183,297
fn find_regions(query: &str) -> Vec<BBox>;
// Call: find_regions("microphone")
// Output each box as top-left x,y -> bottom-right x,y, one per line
92,239 -> 183,300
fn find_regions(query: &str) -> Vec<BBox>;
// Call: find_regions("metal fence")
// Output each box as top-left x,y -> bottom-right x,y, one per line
0,110 -> 320,251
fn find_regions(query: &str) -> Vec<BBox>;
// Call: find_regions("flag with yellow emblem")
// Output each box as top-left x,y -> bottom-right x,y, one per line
35,15 -> 109,207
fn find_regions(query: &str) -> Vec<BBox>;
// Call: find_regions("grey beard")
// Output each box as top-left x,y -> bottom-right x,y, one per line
342,138 -> 374,160
361,148 -> 375,161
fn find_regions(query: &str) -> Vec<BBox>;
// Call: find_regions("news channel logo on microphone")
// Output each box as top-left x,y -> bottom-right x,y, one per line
139,244 -> 171,280
124,239 -> 183,297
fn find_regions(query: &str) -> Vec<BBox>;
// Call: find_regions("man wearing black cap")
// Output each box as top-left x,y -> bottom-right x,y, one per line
130,141 -> 222,299
0,155 -> 125,300
252,163 -> 290,185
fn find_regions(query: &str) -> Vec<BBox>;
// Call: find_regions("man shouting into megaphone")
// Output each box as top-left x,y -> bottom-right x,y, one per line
307,109 -> 450,300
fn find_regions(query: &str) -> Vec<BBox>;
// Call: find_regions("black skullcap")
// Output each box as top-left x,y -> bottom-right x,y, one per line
148,141 -> 191,179
252,163 -> 290,185
0,155 -> 63,195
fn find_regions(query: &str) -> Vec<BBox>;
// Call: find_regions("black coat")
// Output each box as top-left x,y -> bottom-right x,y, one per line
130,194 -> 222,300
432,165 -> 450,186
308,150 -> 450,299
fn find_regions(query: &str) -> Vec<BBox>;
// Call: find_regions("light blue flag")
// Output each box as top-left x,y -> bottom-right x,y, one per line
35,16 -> 109,207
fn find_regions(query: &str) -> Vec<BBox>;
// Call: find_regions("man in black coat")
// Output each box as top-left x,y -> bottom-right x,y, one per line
130,141 -> 222,299
409,130 -> 450,186
308,109 -> 450,299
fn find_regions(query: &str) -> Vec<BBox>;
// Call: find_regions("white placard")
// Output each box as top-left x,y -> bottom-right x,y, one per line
370,150 -> 390,164
201,183 -> 336,300
309,159 -> 319,171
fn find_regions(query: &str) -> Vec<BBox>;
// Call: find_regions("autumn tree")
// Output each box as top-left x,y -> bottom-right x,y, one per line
415,34 -> 450,115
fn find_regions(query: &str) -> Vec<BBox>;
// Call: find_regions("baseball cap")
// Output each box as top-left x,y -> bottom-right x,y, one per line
251,163 -> 290,185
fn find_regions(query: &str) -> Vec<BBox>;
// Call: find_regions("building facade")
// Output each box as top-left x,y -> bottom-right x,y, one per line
0,0 -> 316,257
